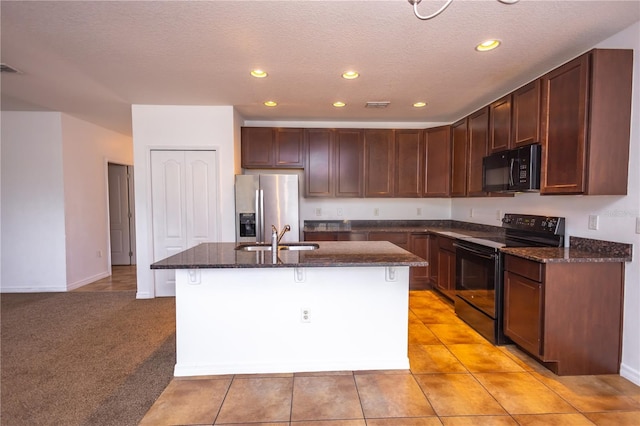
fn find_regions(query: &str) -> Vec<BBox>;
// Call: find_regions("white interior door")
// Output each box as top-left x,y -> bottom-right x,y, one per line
151,150 -> 218,297
108,163 -> 133,265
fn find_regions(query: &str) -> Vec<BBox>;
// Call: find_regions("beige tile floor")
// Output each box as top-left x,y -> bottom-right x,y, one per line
81,268 -> 640,425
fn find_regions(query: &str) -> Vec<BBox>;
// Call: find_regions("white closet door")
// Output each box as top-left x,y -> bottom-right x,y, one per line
151,150 -> 218,297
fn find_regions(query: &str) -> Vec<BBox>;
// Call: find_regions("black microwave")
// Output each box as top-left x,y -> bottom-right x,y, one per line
482,144 -> 541,192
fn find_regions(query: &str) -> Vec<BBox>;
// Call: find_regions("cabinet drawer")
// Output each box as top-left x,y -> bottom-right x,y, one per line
437,235 -> 456,252
505,255 -> 543,282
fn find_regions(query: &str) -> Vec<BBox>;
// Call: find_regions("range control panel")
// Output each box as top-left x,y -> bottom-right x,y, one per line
502,214 -> 565,235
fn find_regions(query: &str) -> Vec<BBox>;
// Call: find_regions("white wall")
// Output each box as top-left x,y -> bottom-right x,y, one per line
1,112 -> 67,291
131,105 -> 237,299
61,114 -> 132,289
452,22 -> 640,386
0,111 -> 133,292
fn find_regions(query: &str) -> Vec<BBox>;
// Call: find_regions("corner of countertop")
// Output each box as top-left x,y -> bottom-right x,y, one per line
569,236 -> 633,261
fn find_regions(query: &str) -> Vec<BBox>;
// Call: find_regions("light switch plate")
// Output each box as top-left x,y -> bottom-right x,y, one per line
588,215 -> 599,230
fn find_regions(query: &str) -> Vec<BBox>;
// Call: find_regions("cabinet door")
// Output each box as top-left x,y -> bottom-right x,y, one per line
395,129 -> 424,198
304,129 -> 334,197
467,107 -> 489,196
334,129 -> 364,197
437,248 -> 455,299
450,118 -> 468,197
428,235 -> 439,286
274,128 -> 304,168
504,271 -> 543,356
241,127 -> 274,168
364,129 -> 395,197
489,94 -> 512,153
423,126 -> 451,197
512,80 -> 541,147
409,233 -> 430,289
540,54 -> 588,194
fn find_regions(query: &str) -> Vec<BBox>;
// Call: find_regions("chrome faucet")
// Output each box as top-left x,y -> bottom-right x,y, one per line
271,224 -> 291,252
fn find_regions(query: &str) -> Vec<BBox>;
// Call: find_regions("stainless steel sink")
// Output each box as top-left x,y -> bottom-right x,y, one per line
235,243 -> 319,252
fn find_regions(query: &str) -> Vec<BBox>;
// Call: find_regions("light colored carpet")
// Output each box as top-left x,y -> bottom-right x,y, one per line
1,291 -> 176,425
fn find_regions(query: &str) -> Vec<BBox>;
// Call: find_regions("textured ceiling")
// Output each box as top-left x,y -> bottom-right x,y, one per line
1,0 -> 639,136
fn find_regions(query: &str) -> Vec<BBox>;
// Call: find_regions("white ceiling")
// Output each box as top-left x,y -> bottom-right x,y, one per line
1,0 -> 639,136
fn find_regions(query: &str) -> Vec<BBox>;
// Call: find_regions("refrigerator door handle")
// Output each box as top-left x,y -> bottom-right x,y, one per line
259,189 -> 265,243
254,189 -> 261,243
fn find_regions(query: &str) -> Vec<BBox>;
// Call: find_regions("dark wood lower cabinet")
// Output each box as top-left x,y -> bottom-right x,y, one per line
504,254 -> 624,375
436,236 -> 456,300
409,233 -> 430,290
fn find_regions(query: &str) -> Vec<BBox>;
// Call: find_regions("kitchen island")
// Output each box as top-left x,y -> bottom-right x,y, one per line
151,241 -> 427,376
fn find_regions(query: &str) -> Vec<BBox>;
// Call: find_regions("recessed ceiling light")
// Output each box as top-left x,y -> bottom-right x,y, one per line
476,39 -> 501,52
333,101 -> 346,107
251,69 -> 268,78
264,100 -> 277,107
342,71 -> 359,80
413,102 -> 427,108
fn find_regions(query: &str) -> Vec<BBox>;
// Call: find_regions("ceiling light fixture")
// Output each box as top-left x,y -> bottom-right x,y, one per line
408,0 -> 519,21
476,39 -> 501,52
342,71 -> 359,80
251,69 -> 268,78
413,102 -> 427,108
264,101 -> 277,107
333,101 -> 346,108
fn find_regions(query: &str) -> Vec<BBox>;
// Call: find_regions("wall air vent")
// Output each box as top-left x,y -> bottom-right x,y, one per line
0,63 -> 22,73
365,101 -> 390,108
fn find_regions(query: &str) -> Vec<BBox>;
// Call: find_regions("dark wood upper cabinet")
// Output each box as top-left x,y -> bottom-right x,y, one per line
241,127 -> 274,168
364,129 -> 395,197
304,129 -> 334,197
394,129 -> 424,198
450,118 -> 468,197
423,126 -> 451,197
540,49 -> 632,195
489,94 -> 512,153
274,128 -> 305,167
512,80 -> 542,147
334,129 -> 364,197
241,127 -> 304,168
467,107 -> 489,197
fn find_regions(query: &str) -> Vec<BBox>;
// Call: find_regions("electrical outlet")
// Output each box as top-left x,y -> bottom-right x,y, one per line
315,208 -> 322,217
496,210 -> 503,221
469,208 -> 474,218
374,208 -> 379,217
636,217 -> 640,234
301,308 -> 311,323
337,208 -> 343,216
96,250 -> 102,258
588,215 -> 599,230
417,207 -> 422,216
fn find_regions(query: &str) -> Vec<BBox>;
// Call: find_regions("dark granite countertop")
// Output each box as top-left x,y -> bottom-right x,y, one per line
150,241 -> 429,269
303,220 -> 503,238
501,236 -> 632,263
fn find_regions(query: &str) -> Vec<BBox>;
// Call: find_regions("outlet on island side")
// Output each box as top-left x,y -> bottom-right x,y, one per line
301,308 -> 311,323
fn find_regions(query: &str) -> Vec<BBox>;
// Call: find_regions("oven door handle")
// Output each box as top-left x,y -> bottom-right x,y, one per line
453,243 -> 497,260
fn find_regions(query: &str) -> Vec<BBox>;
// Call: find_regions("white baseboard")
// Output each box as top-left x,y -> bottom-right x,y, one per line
620,362 -> 640,386
66,271 -> 110,291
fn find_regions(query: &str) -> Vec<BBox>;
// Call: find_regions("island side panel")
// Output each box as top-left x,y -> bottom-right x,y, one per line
174,266 -> 410,376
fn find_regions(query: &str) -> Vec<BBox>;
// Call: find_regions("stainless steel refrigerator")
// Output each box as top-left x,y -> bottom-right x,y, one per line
235,174 -> 300,243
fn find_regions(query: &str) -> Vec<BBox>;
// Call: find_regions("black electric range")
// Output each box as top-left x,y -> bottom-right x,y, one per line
453,214 -> 565,344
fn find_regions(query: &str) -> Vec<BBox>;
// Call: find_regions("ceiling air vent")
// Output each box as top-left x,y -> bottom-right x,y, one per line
0,63 -> 21,73
365,101 -> 390,109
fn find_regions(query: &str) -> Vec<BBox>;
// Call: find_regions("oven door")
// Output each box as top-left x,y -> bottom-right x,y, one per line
454,241 -> 498,319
